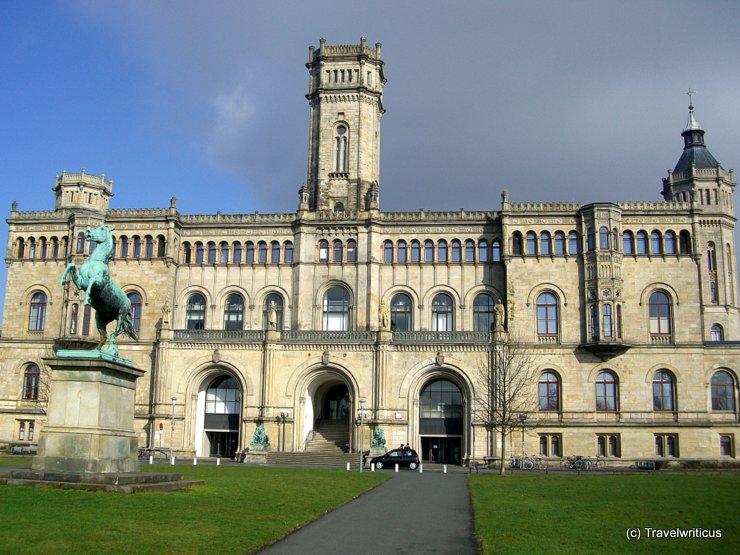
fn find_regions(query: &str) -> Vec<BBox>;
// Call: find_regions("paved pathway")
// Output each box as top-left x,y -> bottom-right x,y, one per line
259,468 -> 477,554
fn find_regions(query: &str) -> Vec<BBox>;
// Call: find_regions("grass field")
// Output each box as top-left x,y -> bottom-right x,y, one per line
469,473 -> 740,554
0,457 -> 386,553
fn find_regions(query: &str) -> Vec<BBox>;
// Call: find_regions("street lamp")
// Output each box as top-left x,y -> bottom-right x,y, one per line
358,399 -> 366,472
171,396 -> 177,450
518,413 -> 527,463
279,412 -> 288,452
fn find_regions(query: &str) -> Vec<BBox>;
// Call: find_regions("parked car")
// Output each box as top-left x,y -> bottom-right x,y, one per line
370,448 -> 420,470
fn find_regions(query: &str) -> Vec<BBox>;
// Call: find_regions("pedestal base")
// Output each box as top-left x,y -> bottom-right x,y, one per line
33,357 -> 145,474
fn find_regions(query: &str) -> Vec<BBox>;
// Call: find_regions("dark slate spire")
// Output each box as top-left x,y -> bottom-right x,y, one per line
673,103 -> 719,174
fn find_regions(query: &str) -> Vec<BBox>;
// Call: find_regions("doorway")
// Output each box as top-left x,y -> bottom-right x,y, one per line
421,436 -> 462,464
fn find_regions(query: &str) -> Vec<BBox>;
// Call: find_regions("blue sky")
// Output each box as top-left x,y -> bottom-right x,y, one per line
1,0 -> 739,324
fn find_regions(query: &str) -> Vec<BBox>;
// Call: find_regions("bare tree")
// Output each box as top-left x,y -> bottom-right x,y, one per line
476,330 -> 538,475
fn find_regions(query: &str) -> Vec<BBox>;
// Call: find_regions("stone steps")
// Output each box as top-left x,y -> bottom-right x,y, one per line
266,451 -> 359,467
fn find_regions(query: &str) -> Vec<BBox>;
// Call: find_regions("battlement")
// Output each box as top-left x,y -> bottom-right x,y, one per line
309,37 -> 382,62
54,169 -> 112,191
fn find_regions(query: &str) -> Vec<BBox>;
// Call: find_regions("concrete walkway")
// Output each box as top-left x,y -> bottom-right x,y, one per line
259,468 -> 477,554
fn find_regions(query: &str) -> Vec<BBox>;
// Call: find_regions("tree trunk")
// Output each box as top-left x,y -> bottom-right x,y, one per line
499,429 -> 507,475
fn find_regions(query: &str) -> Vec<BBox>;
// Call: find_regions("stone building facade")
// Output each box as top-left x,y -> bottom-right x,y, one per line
1,39 -> 738,465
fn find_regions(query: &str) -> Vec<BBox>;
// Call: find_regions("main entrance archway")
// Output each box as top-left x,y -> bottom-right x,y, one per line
301,371 -> 355,453
419,378 -> 464,464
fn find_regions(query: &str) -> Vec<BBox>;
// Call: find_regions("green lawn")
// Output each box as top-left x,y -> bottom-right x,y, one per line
0,459 -> 386,554
469,473 -> 740,554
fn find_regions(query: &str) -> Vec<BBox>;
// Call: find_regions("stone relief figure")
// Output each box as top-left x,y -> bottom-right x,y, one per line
161,300 -> 171,327
250,424 -> 269,447
59,224 -> 137,357
267,300 -> 277,330
371,427 -> 386,448
379,300 -> 390,330
494,300 -> 506,331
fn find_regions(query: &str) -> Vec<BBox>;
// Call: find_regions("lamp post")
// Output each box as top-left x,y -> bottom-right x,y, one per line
358,399 -> 366,472
279,412 -> 288,452
518,413 -> 527,463
170,396 -> 177,451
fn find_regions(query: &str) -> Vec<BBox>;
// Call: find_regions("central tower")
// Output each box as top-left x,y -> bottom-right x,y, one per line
304,37 -> 385,216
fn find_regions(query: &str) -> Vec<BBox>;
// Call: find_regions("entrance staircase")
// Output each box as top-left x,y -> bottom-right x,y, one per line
266,420 -> 357,467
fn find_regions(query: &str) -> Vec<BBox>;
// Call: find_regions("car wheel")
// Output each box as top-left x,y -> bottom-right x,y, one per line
409,462 -> 418,470
375,461 -> 383,470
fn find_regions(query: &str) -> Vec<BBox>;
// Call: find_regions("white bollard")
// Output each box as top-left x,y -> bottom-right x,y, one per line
371,463 -> 375,472
419,464 -> 423,473
444,464 -> 447,474
346,462 -> 351,471
395,464 -> 399,473
170,456 -> 175,466
149,455 -> 153,465
217,458 -> 221,466
193,457 -> 197,465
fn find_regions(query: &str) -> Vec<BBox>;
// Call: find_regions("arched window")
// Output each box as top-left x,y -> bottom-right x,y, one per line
28,292 -> 47,331
431,293 -> 454,332
710,324 -> 724,342
28,238 -> 36,259
599,226 -> 609,250
345,240 -> 356,263
318,240 -> 329,262
420,379 -> 463,421
127,292 -> 142,334
383,240 -> 393,263
473,293 -> 494,332
182,242 -> 192,264
390,293 -> 413,332
69,303 -> 79,335
492,240 -> 501,262
424,240 -> 435,263
334,124 -> 349,172
539,371 -> 560,411
22,364 -> 41,400
263,293 -> 284,331
323,287 -> 350,331
536,292 -> 558,336
554,232 -> 565,255
465,239 -> 475,262
711,371 -> 736,411
246,242 -> 255,264
478,239 -> 489,262
595,371 -> 618,411
707,242 -> 717,272
648,291 -> 672,335
195,242 -> 204,264
186,293 -> 206,330
145,236 -> 154,259
133,236 -> 142,258
623,231 -> 634,254
120,236 -> 129,258
410,240 -> 421,263
652,370 -> 675,411
397,240 -> 407,263
233,242 -> 242,264
284,241 -> 294,264
220,242 -> 230,264
76,232 -> 86,254
451,239 -> 462,262
207,242 -> 217,264
540,232 -> 551,255
587,228 -> 596,251
591,304 -> 599,339
568,231 -> 579,255
271,241 -> 281,264
157,236 -> 166,257
88,238 -> 97,255
16,237 -> 25,258
334,202 -> 344,218
679,231 -> 691,254
636,231 -> 648,254
526,232 -> 537,255
39,237 -> 47,259
651,231 -> 662,254
665,231 -> 676,254
51,237 -> 59,258
224,293 -> 244,331
602,304 -> 613,338
255,241 -> 266,264
438,240 -> 448,262
512,232 -> 523,256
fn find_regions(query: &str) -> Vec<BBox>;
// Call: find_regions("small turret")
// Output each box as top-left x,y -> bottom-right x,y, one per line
52,169 -> 113,212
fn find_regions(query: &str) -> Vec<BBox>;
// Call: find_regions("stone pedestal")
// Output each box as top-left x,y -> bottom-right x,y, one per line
366,446 -> 387,467
242,444 -> 270,464
33,356 -> 145,474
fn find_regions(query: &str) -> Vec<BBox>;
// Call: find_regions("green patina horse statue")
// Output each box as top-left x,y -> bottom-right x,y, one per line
60,224 -> 137,353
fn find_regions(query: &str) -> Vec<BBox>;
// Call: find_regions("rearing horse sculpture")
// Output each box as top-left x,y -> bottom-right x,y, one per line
60,225 -> 137,353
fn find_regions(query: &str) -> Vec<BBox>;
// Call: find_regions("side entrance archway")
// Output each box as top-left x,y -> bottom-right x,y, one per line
195,374 -> 241,458
301,371 -> 355,453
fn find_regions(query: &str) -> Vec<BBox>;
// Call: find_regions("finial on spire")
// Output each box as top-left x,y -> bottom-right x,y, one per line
685,88 -> 696,109
683,89 -> 701,132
